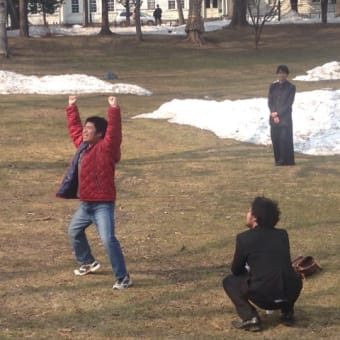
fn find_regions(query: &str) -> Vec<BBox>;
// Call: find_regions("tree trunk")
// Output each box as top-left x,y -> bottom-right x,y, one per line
19,0 -> 29,37
321,0 -> 328,24
43,10 -> 47,26
176,0 -> 185,25
185,0 -> 205,45
336,0 -> 340,17
230,0 -> 248,27
0,0 -> 8,57
99,0 -> 113,35
125,0 -> 131,26
134,0 -> 143,41
83,0 -> 89,27
7,0 -> 19,29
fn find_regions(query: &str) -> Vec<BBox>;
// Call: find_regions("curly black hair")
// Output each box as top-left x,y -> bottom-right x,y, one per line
251,196 -> 280,228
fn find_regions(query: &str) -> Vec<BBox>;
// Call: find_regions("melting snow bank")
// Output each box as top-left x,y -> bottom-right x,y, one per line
294,61 -> 340,81
0,71 -> 152,96
134,89 -> 340,156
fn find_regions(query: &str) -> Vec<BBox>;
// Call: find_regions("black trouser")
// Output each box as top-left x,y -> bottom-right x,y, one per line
222,274 -> 300,321
270,125 -> 295,165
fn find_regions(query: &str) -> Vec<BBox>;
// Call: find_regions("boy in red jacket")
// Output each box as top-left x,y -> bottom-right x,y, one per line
57,95 -> 131,289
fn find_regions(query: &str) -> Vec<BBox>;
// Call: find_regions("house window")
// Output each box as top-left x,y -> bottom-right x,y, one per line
168,0 -> 176,9
148,0 -> 156,9
205,0 -> 218,8
71,0 -> 79,13
89,0 -> 97,12
108,0 -> 115,11
167,0 -> 184,9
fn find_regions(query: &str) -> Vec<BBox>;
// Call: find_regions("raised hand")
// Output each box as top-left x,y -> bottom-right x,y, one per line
108,96 -> 118,107
68,95 -> 77,106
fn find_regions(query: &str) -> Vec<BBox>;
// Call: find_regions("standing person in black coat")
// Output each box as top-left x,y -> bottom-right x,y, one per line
222,197 -> 302,332
153,4 -> 162,26
268,65 -> 296,166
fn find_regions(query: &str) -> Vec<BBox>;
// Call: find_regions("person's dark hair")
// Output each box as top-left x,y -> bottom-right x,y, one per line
276,65 -> 289,74
85,116 -> 108,138
251,196 -> 280,228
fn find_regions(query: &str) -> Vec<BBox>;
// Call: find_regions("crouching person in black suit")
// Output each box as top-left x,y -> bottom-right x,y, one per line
222,197 -> 302,332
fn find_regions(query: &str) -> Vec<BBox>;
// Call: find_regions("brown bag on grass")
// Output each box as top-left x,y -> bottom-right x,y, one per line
292,256 -> 322,279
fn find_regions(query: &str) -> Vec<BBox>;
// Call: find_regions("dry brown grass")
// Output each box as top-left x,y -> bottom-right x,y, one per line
1,24 -> 340,339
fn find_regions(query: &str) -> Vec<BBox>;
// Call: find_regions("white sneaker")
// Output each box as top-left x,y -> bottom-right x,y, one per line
113,275 -> 132,289
74,261 -> 101,276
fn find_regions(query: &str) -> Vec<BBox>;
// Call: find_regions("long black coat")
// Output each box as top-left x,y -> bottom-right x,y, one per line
268,80 -> 296,165
268,80 -> 296,127
231,226 -> 302,304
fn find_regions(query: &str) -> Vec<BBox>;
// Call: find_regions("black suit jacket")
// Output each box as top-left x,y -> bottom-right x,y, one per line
268,80 -> 296,127
231,226 -> 302,303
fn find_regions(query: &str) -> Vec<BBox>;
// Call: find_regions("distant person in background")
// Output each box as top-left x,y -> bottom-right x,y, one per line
268,65 -> 296,166
57,95 -> 132,290
153,4 -> 162,26
222,197 -> 302,332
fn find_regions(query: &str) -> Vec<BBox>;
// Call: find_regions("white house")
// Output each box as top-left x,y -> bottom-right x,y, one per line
27,0 -> 338,26
28,0 -> 229,26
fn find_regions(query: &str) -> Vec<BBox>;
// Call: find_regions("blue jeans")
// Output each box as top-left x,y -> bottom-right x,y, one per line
68,201 -> 127,279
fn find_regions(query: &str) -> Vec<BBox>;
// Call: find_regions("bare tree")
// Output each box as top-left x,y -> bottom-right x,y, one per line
230,0 -> 248,27
185,0 -> 205,45
19,0 -> 29,37
117,0 -> 132,26
28,0 -> 63,29
248,0 -> 279,49
7,0 -> 19,29
134,0 -> 143,41
83,0 -> 89,26
99,0 -> 113,35
0,0 -> 8,57
176,0 -> 185,25
320,0 -> 328,24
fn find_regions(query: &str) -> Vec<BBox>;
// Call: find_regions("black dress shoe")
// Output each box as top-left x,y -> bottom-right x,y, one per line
280,312 -> 296,326
231,316 -> 262,332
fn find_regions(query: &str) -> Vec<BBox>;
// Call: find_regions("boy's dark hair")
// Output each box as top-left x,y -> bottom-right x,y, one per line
276,65 -> 289,74
85,116 -> 108,138
251,196 -> 280,228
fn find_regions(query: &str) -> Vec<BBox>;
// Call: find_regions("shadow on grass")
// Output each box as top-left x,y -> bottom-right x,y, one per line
122,144 -> 268,166
0,160 -> 68,170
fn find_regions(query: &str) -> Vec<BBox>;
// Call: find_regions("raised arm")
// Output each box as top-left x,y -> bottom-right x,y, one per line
66,95 -> 83,148
102,96 -> 122,163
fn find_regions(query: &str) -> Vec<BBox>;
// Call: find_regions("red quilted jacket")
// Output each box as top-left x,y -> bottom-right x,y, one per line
58,103 -> 122,201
